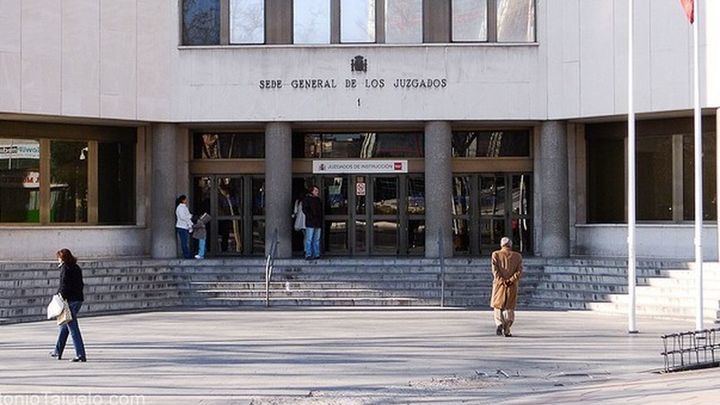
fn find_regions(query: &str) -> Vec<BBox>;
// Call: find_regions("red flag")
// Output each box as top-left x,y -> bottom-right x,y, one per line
680,0 -> 694,23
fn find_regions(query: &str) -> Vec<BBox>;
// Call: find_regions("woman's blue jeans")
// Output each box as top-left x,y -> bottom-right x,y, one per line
176,228 -> 192,259
54,301 -> 86,358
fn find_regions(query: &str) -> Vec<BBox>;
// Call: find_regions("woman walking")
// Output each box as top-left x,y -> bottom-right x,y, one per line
175,195 -> 194,259
51,249 -> 87,362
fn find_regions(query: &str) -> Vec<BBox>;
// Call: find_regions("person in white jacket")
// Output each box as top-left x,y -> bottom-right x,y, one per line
175,195 -> 194,259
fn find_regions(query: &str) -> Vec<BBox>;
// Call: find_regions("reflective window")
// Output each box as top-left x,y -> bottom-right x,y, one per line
182,0 -> 221,45
452,0 -> 487,41
496,0 -> 535,42
407,177 -> 425,215
0,139 -> 40,222
98,142 -> 135,224
683,132 -> 717,220
587,136 -> 624,223
637,136 -> 672,221
230,0 -> 265,44
373,177 -> 398,215
294,132 -> 424,158
217,177 -> 243,217
341,0 -> 376,43
294,0 -> 331,44
452,131 -> 530,157
50,141 -> 88,223
193,133 -> 264,159
324,176 -> 348,215
385,0 -> 422,44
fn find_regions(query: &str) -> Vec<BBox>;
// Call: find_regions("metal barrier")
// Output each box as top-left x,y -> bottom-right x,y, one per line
438,229 -> 446,308
264,229 -> 279,308
661,328 -> 720,372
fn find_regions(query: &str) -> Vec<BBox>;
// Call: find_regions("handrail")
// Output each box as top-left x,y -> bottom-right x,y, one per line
438,228 -> 446,308
265,228 -> 279,308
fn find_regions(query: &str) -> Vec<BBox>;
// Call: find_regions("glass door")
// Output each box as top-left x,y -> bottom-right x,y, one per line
192,175 -> 265,256
452,173 -> 533,256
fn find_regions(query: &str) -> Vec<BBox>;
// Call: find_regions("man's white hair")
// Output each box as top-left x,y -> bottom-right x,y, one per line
500,237 -> 512,247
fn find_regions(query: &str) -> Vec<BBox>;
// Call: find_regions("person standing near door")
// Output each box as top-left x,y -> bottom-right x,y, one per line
302,185 -> 323,260
175,195 -> 194,259
490,237 -> 523,337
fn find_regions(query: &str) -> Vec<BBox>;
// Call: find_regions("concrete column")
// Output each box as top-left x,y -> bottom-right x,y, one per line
265,122 -> 293,258
151,124 -> 179,258
424,121 -> 453,258
540,121 -> 570,257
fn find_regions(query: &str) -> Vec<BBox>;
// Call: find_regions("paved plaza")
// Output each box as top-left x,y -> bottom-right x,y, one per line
0,309 -> 718,404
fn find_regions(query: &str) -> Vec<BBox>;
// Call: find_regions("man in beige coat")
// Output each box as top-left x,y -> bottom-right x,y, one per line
491,237 -> 523,337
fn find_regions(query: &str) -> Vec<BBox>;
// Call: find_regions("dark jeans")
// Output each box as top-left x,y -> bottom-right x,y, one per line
54,301 -> 86,358
176,227 -> 192,259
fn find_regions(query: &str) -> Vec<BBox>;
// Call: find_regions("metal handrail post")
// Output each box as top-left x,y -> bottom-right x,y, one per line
439,229 -> 445,308
265,229 -> 279,308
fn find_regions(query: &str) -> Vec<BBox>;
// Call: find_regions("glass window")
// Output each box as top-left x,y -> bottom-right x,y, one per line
294,0 -> 331,44
293,132 -> 424,158
230,0 -> 265,44
341,0 -> 376,43
586,136 -> 624,223
182,0 -> 221,45
50,141 -> 88,223
452,0 -> 487,42
683,132 -> 717,220
637,136 -> 672,221
452,131 -> 530,157
98,142 -> 135,225
0,139 -> 40,222
193,133 -> 264,159
385,0 -> 422,43
496,0 -> 535,42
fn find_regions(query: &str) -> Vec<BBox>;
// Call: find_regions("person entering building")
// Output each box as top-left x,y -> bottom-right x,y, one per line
302,185 -> 322,260
490,237 -> 523,337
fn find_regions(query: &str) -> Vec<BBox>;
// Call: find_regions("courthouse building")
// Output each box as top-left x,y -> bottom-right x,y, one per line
0,0 -> 718,260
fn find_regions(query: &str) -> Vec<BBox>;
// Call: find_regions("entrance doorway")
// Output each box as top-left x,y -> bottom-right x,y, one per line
292,174 -> 425,256
452,173 -> 532,255
192,175 -> 265,256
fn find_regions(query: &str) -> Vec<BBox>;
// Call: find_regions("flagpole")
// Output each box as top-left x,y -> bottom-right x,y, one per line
627,0 -> 638,334
693,0 -> 704,332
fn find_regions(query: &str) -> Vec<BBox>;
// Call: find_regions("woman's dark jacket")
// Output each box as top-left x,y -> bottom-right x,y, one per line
58,263 -> 84,302
302,195 -> 323,228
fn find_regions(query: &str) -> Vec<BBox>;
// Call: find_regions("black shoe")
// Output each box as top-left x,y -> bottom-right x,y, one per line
312,256 -> 320,260
70,356 -> 87,362
304,256 -> 312,260
50,351 -> 62,360
504,332 -> 512,337
496,325 -> 503,336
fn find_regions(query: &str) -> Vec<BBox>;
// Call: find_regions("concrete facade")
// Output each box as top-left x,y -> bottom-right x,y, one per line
1,1 -> 720,260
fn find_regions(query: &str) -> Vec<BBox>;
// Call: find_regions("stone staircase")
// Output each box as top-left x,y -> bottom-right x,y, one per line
174,258 -> 545,308
2,257 -> 720,325
528,258 -> 720,322
0,260 -> 181,324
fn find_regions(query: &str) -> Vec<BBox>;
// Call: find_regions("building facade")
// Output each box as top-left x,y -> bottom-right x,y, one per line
0,0 -> 718,260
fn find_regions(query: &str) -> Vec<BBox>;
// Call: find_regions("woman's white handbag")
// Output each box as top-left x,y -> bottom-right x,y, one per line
293,201 -> 306,231
47,294 -> 65,319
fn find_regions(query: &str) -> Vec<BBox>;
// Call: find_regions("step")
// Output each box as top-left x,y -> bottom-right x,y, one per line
196,297 -> 440,306
195,289 -> 443,299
